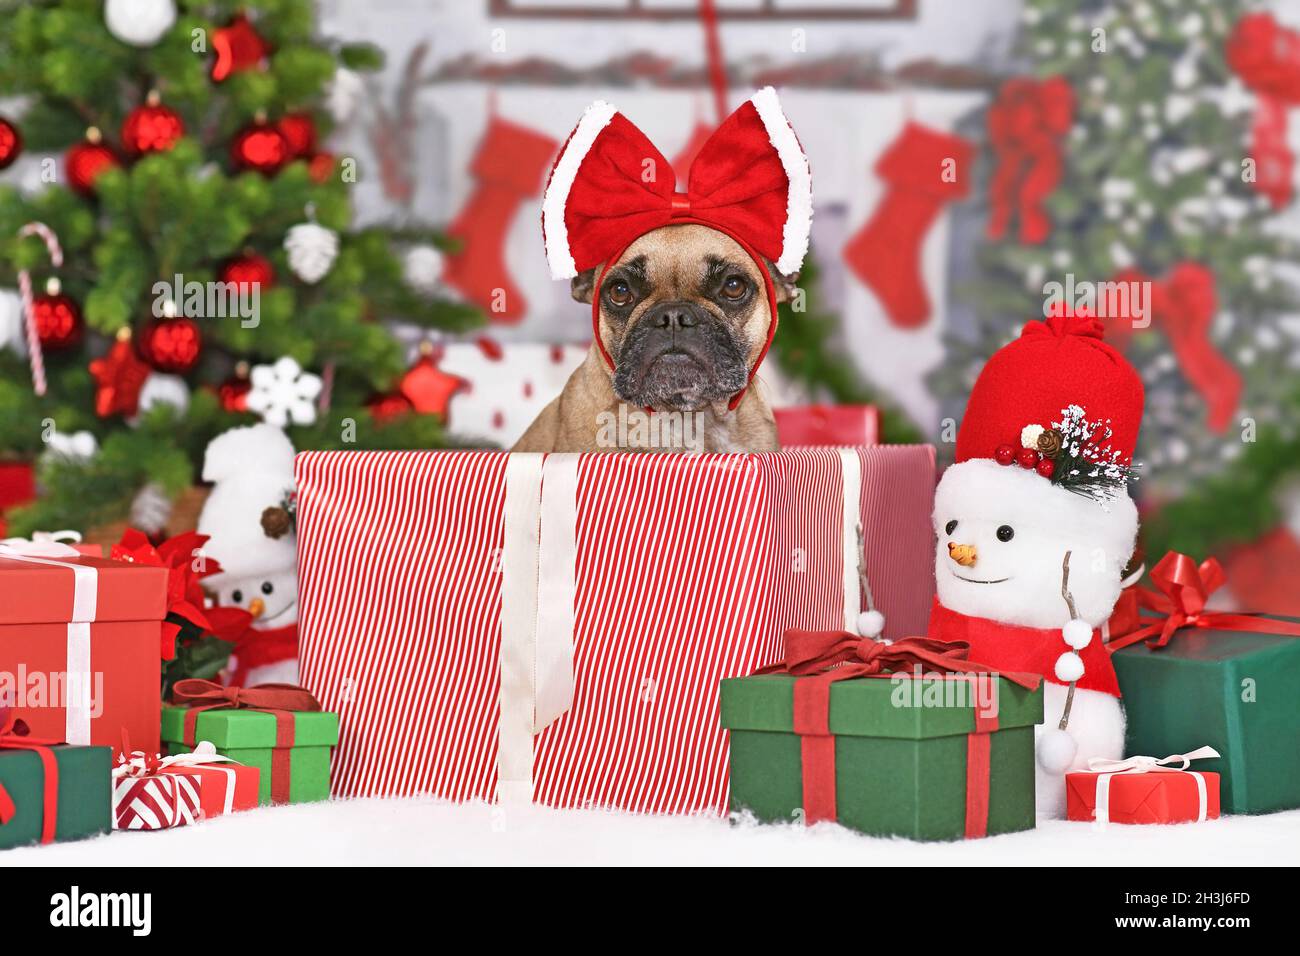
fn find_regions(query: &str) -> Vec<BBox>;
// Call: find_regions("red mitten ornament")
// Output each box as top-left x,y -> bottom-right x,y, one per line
441,115 -> 558,322
212,14 -> 269,82
843,123 -> 973,329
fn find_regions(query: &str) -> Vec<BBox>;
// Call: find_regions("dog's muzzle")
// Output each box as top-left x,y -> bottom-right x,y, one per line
612,301 -> 749,410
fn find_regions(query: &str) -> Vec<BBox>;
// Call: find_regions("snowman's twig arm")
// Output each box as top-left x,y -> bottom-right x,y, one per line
1059,550 -> 1078,731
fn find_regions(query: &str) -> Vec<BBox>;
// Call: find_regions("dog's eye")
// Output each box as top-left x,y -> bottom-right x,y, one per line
720,276 -> 748,300
606,281 -> 634,307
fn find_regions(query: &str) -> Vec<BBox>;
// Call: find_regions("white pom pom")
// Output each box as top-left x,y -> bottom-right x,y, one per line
1054,651 -> 1085,683
403,245 -> 445,296
1062,618 -> 1093,650
856,609 -> 885,639
1037,728 -> 1078,774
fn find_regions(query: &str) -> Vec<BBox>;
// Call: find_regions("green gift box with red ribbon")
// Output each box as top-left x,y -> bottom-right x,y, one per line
160,680 -> 338,806
1106,552 -> 1300,815
721,632 -> 1043,841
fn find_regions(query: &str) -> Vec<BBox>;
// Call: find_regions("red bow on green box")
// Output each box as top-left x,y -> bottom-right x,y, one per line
1106,551 -> 1300,652
0,704 -> 62,844
759,631 -> 1040,836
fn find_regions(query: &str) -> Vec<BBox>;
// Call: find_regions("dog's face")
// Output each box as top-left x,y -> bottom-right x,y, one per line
571,224 -> 796,411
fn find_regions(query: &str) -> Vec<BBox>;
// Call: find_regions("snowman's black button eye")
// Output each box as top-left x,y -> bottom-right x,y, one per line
261,581 -> 274,595
944,520 -> 958,536
232,590 -> 243,603
996,525 -> 1015,542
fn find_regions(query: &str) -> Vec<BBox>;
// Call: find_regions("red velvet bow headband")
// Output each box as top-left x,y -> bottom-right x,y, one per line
541,87 -> 812,408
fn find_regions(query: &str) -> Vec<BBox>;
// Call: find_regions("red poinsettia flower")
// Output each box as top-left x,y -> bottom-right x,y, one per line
112,528 -> 225,660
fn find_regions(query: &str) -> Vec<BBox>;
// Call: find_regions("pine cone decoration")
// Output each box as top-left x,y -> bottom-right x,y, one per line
1037,428 -> 1063,458
261,505 -> 292,539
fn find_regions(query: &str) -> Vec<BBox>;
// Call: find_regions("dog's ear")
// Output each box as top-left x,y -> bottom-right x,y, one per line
765,262 -> 801,305
571,267 -> 599,304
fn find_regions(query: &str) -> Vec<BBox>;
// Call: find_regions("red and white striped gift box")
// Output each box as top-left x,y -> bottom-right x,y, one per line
112,772 -> 201,830
296,446 -> 935,814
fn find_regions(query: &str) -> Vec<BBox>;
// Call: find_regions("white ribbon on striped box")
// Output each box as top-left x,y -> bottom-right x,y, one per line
1087,746 -> 1221,827
0,534 -> 97,744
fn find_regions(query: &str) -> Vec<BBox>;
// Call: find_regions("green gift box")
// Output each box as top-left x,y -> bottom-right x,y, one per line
161,706 -> 338,806
1112,619 -> 1300,815
0,742 -> 111,850
720,671 -> 1042,841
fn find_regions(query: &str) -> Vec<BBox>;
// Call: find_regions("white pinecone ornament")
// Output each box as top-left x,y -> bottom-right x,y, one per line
247,356 -> 323,427
403,245 -> 445,296
285,222 -> 339,285
104,0 -> 177,47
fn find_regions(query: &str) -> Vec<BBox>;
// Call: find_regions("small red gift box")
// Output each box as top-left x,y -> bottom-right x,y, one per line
160,749 -> 259,819
773,405 -> 879,447
1067,747 -> 1221,825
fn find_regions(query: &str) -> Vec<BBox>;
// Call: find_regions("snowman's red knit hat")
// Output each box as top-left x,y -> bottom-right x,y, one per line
956,312 -> 1144,480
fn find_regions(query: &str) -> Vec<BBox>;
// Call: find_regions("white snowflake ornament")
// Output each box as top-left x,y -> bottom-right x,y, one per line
104,0 -> 176,47
247,357 -> 323,427
285,222 -> 339,285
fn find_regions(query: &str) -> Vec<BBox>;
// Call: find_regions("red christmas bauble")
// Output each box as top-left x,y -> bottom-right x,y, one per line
66,129 -> 120,195
231,122 -> 289,175
1016,447 -> 1041,470
367,391 -> 413,422
32,281 -> 83,351
218,363 -> 252,412
220,252 -> 275,291
276,113 -> 317,158
0,116 -> 22,170
140,316 -> 202,374
994,443 -> 1016,466
308,152 -> 335,184
1035,457 -> 1056,479
121,94 -> 185,156
211,14 -> 269,82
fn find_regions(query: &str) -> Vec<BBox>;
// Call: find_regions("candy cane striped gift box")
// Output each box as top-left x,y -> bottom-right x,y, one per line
295,447 -> 935,813
113,771 -> 201,830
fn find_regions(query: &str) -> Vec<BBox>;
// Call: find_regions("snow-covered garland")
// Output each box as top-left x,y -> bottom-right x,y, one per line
995,404 -> 1140,502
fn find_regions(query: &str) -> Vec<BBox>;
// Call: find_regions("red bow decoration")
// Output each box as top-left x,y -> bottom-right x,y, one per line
111,528 -> 221,660
1227,13 -> 1300,209
1106,263 -> 1241,433
0,704 -> 62,844
1106,551 -> 1300,652
986,76 -> 1073,244
758,631 -> 1039,835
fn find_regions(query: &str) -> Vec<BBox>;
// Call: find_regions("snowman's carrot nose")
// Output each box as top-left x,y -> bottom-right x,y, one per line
948,542 -> 978,567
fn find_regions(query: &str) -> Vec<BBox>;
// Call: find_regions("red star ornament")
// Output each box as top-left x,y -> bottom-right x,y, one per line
89,329 -> 152,417
399,345 -> 465,418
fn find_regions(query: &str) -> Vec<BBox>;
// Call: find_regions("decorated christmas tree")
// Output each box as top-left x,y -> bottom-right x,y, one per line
932,0 -> 1300,559
0,0 -> 479,539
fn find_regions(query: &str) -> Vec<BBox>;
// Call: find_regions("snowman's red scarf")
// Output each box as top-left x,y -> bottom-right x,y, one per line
928,598 -> 1121,697
208,607 -> 299,688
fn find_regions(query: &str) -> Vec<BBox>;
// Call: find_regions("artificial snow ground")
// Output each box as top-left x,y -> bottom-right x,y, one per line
9,799 -> 1300,865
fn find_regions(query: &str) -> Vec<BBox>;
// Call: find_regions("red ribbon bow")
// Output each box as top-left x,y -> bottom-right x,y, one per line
1106,551 -> 1300,652
111,528 -> 222,660
0,704 -> 62,844
986,76 -> 1073,244
170,679 -> 322,805
758,631 -> 1040,836
1227,13 -> 1300,209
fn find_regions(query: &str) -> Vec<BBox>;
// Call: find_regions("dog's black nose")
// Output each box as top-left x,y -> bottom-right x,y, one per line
646,301 -> 703,331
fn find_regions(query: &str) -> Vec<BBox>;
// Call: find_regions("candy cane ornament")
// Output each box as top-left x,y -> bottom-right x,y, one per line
16,221 -> 64,397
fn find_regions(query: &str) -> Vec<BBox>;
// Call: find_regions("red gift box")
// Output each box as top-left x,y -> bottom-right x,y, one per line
296,447 -> 937,813
774,405 -> 879,447
0,542 -> 168,757
1067,748 -> 1222,825
158,743 -> 260,819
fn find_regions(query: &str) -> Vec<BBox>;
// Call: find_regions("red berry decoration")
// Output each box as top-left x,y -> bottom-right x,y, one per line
66,128 -> 120,196
32,278 -> 83,351
308,152 -> 336,184
1035,457 -> 1057,479
276,113 -> 317,158
231,119 -> 290,175
212,14 -> 269,82
218,361 -> 252,412
1016,447 -> 1041,469
140,310 -> 202,374
220,252 -> 275,291
0,116 -> 22,170
994,443 -> 1016,466
121,91 -> 185,156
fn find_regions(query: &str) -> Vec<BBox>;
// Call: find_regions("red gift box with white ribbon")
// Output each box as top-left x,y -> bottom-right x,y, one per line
112,750 -> 202,831
295,447 -> 936,813
1066,746 -> 1222,826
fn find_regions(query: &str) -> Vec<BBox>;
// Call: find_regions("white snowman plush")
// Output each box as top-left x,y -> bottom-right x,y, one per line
928,313 -> 1144,818
196,423 -> 300,687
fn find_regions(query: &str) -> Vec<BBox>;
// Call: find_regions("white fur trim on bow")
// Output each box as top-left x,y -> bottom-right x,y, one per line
543,100 -> 619,280
749,86 -> 812,278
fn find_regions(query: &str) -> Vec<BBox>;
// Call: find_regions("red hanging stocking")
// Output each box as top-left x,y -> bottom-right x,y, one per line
843,123 -> 973,329
442,115 -> 557,323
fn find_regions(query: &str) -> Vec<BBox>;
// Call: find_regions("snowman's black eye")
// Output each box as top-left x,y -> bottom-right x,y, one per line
231,589 -> 243,604
261,581 -> 274,595
944,520 -> 958,536
996,525 -> 1015,542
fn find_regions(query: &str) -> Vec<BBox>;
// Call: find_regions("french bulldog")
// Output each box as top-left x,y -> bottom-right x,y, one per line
513,223 -> 795,453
